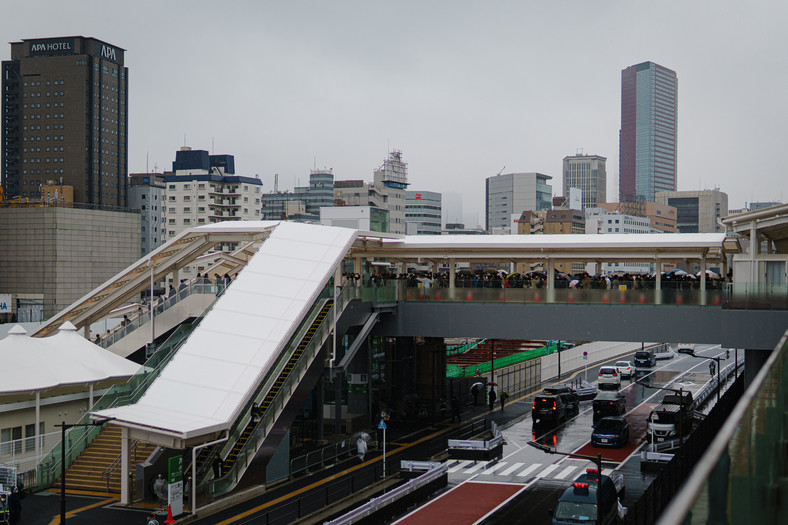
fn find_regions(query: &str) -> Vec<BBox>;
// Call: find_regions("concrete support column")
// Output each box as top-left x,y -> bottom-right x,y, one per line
35,392 -> 40,460
448,259 -> 456,299
546,258 -> 555,303
354,257 -> 363,284
83,324 -> 90,339
655,258 -> 662,305
172,269 -> 179,289
89,384 -> 94,410
750,223 -> 758,285
700,254 -> 707,305
120,426 -> 130,504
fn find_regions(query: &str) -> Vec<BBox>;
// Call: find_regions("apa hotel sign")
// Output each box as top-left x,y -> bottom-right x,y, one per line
28,38 -> 75,57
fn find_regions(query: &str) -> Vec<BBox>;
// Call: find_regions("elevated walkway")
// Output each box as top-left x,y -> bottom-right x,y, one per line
100,282 -> 218,357
92,222 -> 359,505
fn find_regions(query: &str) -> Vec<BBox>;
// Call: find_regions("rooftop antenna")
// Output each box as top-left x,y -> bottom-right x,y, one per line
314,156 -> 317,171
212,137 -> 215,154
184,134 -> 187,147
497,166 -> 506,176
146,151 -> 149,173
274,173 -> 279,193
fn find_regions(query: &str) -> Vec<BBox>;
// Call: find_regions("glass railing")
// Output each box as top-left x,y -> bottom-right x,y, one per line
657,329 -> 788,524
98,281 -> 219,348
204,284 -> 356,499
352,281 -> 788,309
34,286 -> 225,489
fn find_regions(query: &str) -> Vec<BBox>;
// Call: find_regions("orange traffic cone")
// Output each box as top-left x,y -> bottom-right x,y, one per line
164,504 -> 176,524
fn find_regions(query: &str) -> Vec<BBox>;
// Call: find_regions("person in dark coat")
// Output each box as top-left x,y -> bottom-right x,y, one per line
488,389 -> 497,411
212,453 -> 224,478
450,396 -> 461,423
8,486 -> 21,525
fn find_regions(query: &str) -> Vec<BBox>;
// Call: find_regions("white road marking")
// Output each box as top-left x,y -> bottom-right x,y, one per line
553,466 -> 577,479
517,463 -> 542,477
464,461 -> 491,474
481,462 -> 508,475
499,462 -> 525,476
535,463 -> 561,479
447,460 -> 472,473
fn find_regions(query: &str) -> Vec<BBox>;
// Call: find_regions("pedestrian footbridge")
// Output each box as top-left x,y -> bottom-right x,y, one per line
26,214 -> 788,509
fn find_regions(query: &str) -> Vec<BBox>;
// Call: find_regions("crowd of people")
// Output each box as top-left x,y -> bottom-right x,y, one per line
345,267 -> 731,291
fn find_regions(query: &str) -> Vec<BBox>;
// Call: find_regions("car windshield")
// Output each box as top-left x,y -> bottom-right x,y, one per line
635,351 -> 650,358
554,501 -> 597,521
600,367 -> 616,374
596,419 -> 623,431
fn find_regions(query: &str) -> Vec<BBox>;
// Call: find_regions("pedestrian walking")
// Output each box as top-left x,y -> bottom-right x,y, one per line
488,389 -> 497,411
500,391 -> 510,411
7,487 -> 20,525
357,437 -> 368,462
0,493 -> 8,524
212,453 -> 224,478
450,396 -> 461,423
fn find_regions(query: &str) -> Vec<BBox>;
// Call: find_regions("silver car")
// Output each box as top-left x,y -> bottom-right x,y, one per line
614,360 -> 633,379
598,365 -> 621,389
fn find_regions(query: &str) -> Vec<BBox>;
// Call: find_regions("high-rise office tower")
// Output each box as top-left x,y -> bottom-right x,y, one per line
563,153 -> 606,210
2,37 -> 128,205
485,172 -> 552,232
619,61 -> 677,203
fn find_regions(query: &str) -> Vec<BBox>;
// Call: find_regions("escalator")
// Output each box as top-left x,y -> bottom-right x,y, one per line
223,300 -> 333,471
188,292 -> 348,495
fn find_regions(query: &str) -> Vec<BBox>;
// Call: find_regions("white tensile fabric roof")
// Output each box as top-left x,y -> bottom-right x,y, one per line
93,222 -> 358,440
0,322 -> 142,394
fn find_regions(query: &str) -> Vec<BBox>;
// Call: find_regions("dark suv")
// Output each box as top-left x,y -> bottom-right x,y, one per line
592,391 -> 627,420
532,394 -> 568,423
634,350 -> 656,368
542,385 -> 580,411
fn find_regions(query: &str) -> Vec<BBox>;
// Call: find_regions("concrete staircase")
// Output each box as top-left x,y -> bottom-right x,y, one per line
52,426 -> 157,493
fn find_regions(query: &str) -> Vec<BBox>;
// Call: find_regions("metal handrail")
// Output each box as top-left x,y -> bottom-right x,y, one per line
98,280 -> 218,348
187,289 -> 337,485
204,285 -> 356,498
103,439 -> 141,492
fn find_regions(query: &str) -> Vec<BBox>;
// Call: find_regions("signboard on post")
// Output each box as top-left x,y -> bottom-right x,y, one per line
168,455 -> 184,516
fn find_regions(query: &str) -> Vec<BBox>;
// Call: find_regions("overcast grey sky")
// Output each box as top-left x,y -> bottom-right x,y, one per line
3,1 -> 786,225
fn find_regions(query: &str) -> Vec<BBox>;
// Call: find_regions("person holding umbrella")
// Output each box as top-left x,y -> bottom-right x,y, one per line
470,381 -> 483,406
488,387 -> 497,411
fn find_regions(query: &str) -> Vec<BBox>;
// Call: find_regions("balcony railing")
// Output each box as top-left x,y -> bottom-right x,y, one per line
657,328 -> 788,524
351,281 -> 788,309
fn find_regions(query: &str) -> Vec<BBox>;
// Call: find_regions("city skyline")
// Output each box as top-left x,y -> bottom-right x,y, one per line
1,2 -> 786,225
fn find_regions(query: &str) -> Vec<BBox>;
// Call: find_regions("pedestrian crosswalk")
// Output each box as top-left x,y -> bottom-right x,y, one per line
446,459 -> 612,482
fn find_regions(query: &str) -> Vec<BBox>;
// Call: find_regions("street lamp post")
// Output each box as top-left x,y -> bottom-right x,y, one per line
528,442 -> 604,525
687,351 -> 723,403
56,417 -> 114,524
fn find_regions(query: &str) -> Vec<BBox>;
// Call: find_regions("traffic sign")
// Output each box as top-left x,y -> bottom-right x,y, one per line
583,351 -> 588,360
378,419 -> 387,430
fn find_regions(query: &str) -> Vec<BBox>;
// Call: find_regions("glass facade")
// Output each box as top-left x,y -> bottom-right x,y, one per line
619,62 -> 677,203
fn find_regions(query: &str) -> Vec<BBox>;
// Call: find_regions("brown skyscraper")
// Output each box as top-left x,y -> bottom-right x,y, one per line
2,36 -> 128,206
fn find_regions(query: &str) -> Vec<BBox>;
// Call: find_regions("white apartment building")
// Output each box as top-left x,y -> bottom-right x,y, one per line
164,174 -> 262,240
129,173 -> 166,257
585,208 -> 654,274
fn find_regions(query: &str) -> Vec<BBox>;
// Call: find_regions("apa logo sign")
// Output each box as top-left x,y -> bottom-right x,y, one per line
0,294 -> 11,313
101,45 -> 117,61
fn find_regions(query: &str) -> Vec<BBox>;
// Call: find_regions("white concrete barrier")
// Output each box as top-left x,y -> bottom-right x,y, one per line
541,341 -> 652,381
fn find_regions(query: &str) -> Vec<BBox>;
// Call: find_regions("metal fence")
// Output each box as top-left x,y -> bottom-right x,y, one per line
623,376 -> 745,525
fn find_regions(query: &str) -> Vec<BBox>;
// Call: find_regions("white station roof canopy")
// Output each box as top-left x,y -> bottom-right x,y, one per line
0,322 -> 142,395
